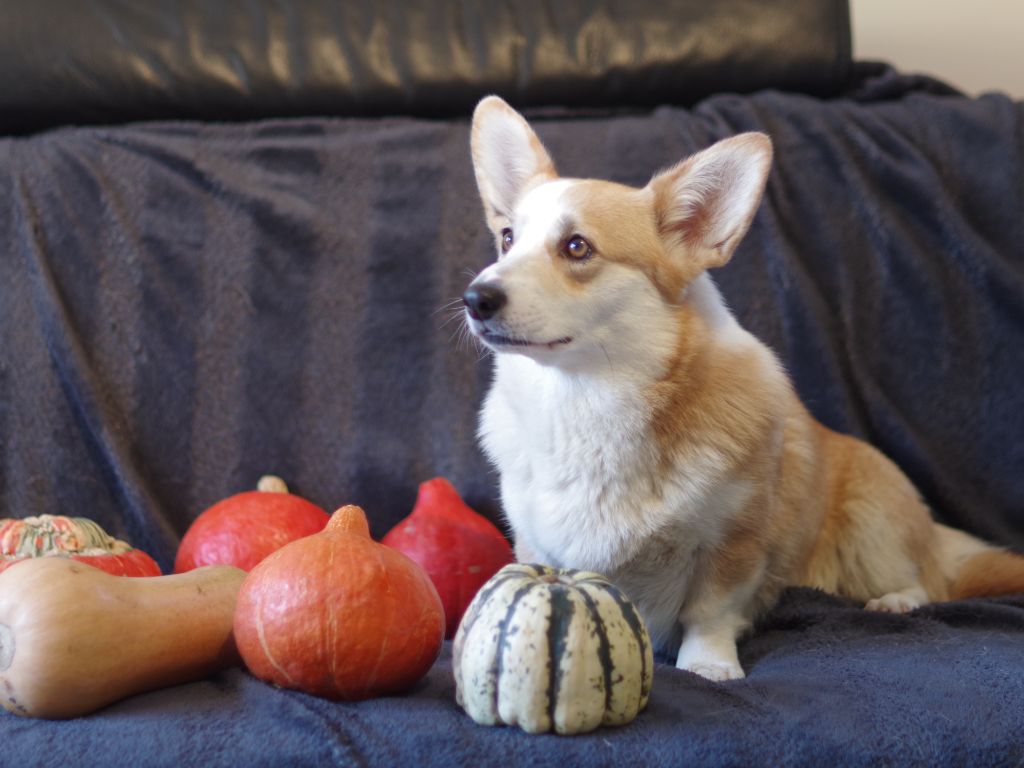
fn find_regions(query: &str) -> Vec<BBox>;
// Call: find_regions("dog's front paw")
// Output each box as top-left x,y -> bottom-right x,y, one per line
677,627 -> 746,682
865,591 -> 923,614
682,660 -> 746,682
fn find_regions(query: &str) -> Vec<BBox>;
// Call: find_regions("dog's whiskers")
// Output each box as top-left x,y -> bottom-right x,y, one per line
431,296 -> 466,318
439,308 -> 466,331
448,322 -> 471,350
443,313 -> 484,358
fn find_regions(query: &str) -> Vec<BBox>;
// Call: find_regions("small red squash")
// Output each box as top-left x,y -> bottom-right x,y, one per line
234,505 -> 445,701
382,478 -> 513,638
0,515 -> 161,577
175,475 -> 328,573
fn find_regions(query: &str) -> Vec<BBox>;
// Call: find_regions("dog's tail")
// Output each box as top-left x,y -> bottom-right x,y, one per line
938,524 -> 1024,599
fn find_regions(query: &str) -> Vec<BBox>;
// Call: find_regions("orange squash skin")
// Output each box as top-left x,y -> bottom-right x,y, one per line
233,505 -> 445,701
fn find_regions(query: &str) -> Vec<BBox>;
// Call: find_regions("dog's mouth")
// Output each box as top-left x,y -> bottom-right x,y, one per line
478,328 -> 573,350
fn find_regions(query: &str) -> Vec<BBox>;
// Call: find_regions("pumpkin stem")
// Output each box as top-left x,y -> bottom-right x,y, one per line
327,506 -> 371,538
257,475 -> 289,494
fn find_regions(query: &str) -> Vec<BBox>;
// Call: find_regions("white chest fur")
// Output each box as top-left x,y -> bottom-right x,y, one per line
479,353 -> 753,650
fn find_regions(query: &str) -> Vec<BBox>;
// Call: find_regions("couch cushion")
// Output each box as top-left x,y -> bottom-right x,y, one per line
0,0 -> 851,134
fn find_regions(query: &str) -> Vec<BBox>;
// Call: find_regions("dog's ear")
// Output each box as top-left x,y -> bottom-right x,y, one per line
648,133 -> 772,275
471,96 -> 557,230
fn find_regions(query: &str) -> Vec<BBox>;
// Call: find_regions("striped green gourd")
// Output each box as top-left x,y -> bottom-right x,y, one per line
453,563 -> 653,735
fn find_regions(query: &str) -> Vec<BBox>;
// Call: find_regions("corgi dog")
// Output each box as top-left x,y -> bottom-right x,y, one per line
461,96 -> 1024,681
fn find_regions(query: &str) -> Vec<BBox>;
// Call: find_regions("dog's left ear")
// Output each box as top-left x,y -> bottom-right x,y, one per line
471,96 -> 558,231
648,133 -> 772,274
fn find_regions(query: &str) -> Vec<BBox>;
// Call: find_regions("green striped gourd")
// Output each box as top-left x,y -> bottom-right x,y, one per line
452,563 -> 653,735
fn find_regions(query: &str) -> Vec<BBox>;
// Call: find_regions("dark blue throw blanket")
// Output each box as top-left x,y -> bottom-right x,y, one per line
4,591 -> 1024,765
2,67 -> 1024,764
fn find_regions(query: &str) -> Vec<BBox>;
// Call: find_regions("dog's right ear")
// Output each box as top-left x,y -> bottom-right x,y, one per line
648,133 -> 772,278
471,96 -> 557,230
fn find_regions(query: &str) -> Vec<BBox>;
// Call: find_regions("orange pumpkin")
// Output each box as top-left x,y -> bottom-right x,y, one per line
233,505 -> 445,701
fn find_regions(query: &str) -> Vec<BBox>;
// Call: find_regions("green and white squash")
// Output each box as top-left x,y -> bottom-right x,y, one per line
453,563 -> 653,735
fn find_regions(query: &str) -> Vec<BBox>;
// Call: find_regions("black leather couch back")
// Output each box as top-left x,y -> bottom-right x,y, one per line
1,0 -> 850,133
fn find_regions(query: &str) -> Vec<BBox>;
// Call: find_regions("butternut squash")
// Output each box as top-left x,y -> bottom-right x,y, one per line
0,556 -> 245,719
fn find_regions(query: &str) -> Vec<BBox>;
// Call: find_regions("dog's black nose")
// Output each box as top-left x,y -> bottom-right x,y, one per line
463,283 -> 507,321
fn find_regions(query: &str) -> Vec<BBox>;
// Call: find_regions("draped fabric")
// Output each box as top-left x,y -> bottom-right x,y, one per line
4,593 -> 1024,765
3,68 -> 1021,566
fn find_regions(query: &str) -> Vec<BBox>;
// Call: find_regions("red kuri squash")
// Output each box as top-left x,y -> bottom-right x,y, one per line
382,477 -> 513,638
175,475 -> 328,573
233,505 -> 445,701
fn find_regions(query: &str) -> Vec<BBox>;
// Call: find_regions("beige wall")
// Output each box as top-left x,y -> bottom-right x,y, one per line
851,0 -> 1024,98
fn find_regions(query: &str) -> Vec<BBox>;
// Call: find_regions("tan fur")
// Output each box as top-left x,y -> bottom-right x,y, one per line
558,183 -> 690,300
787,425 -> 950,602
951,550 -> 1024,599
639,303 -> 827,609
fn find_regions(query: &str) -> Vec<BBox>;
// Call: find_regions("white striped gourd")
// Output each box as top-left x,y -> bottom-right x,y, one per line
453,563 -> 653,735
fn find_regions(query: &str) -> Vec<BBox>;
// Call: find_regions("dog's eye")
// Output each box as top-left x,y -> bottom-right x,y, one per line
564,235 -> 592,261
500,228 -> 514,253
